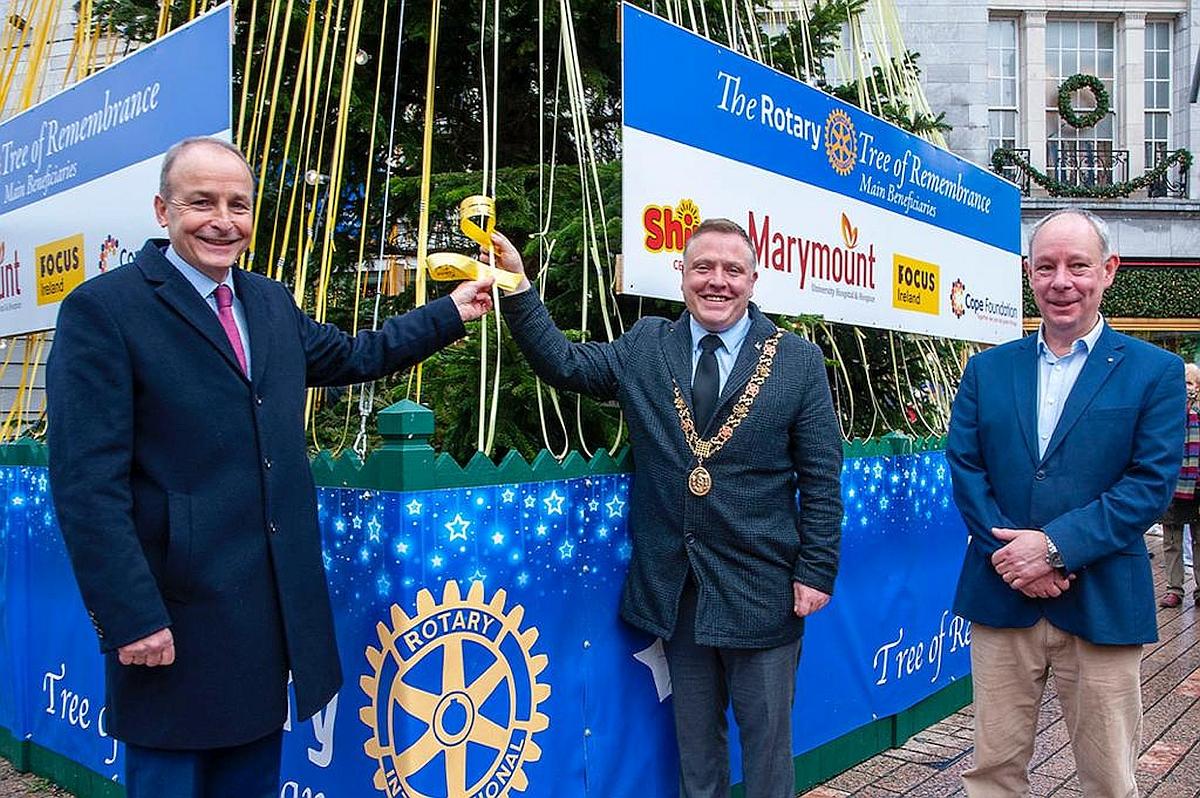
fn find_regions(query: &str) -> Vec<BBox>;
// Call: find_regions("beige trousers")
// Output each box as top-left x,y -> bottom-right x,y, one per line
963,620 -> 1143,798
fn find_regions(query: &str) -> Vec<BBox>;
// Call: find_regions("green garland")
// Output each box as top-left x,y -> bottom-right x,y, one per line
1057,73 -> 1109,129
992,146 -> 1193,199
1024,266 -> 1200,319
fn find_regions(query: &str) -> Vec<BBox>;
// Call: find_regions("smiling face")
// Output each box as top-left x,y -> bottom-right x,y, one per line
681,230 -> 758,332
1027,212 -> 1118,354
153,143 -> 254,282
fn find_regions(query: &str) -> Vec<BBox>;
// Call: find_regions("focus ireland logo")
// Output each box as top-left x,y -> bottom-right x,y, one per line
360,580 -> 550,798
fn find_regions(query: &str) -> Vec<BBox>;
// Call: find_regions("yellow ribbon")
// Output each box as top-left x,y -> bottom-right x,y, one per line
425,195 -> 522,291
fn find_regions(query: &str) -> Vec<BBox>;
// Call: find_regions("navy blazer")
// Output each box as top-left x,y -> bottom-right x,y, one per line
948,325 -> 1185,645
47,241 -> 466,749
502,292 -> 843,649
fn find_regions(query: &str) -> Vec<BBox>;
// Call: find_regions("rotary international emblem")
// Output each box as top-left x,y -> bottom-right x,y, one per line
360,580 -> 551,798
824,108 -> 857,176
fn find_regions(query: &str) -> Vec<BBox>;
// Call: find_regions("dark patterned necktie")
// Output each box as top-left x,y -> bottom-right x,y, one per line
692,333 -> 723,430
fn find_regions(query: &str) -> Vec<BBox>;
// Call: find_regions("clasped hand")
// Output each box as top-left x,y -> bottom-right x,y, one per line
990,527 -> 1073,598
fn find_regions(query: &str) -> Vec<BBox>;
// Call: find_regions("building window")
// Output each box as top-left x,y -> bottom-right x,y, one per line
1144,21 -> 1171,169
1045,20 -> 1118,186
988,19 -> 1018,156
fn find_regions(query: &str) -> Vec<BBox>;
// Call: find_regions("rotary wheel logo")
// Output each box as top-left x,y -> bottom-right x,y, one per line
360,580 -> 550,798
950,279 -> 967,318
824,109 -> 857,176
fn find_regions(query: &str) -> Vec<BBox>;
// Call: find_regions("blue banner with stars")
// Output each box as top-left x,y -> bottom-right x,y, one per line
0,452 -> 971,795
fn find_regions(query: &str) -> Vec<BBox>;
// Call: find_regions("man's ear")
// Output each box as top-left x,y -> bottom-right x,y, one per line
1102,254 -> 1119,287
153,194 -> 168,228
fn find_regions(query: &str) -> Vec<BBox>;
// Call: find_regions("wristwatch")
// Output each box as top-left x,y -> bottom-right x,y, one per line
1044,534 -> 1065,569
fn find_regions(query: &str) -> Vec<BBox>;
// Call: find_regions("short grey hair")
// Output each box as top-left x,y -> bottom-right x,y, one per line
159,136 -> 254,198
682,218 -> 758,271
1028,208 -> 1114,261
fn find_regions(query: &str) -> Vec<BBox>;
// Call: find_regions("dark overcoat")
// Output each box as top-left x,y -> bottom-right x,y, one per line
502,292 -> 843,648
47,240 -> 465,749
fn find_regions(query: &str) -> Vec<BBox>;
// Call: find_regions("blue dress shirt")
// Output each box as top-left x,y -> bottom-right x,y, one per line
689,312 -> 752,395
1035,316 -> 1105,458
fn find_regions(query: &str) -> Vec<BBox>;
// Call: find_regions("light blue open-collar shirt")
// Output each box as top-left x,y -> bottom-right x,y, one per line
164,244 -> 252,374
689,312 -> 752,394
1035,314 -> 1105,458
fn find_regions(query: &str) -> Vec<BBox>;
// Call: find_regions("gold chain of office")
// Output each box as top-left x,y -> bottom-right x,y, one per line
672,330 -> 784,497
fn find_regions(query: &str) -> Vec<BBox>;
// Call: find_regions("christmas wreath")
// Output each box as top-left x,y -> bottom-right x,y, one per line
1057,73 -> 1109,130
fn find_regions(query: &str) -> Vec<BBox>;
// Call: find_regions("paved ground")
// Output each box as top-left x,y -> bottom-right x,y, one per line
0,758 -> 67,797
803,531 -> 1200,797
3,534 -> 1196,797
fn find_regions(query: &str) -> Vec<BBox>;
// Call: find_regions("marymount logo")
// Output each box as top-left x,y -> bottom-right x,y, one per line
361,580 -> 550,798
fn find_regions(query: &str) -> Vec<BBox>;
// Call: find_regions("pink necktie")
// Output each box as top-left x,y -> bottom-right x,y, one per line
213,284 -> 248,376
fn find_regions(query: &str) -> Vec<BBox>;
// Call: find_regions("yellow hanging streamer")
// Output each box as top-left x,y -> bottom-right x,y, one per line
425,197 -> 522,292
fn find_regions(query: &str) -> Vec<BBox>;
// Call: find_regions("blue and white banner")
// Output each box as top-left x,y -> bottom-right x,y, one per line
620,4 -> 1022,344
1,451 -> 970,795
0,4 -> 231,337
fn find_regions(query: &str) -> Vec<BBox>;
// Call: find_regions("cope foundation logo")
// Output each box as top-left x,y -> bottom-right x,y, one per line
949,279 -> 967,318
97,235 -> 138,273
360,580 -> 550,798
892,254 -> 940,315
643,198 -> 701,254
824,109 -> 857,176
35,233 -> 84,306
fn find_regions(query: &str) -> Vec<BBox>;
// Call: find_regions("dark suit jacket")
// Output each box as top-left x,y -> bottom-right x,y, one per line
502,292 -> 843,649
47,240 -> 465,749
948,325 -> 1185,645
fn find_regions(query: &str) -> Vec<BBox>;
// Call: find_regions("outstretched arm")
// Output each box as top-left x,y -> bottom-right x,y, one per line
488,231 -> 630,401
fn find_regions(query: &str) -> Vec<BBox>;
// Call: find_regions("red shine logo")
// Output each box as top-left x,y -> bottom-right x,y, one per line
643,199 -> 702,254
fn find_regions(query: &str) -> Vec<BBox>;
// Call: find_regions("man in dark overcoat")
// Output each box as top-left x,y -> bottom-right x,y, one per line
488,218 -> 843,798
46,136 -> 494,796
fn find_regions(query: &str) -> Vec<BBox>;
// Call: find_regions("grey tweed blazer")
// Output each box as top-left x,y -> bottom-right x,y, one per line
502,291 -> 843,648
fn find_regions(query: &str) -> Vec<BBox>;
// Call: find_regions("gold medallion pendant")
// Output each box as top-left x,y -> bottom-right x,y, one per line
671,330 -> 783,500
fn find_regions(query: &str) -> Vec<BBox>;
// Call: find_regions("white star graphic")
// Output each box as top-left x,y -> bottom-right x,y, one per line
633,638 -> 672,701
491,531 -> 505,545
406,499 -> 423,515
501,488 -> 516,503
469,568 -> 487,582
588,499 -> 600,512
430,554 -> 444,568
558,539 -> 575,559
367,517 -> 382,542
445,514 -> 471,541
536,524 -> 548,537
352,515 -> 363,529
334,519 -> 346,532
523,495 -> 536,509
606,496 -> 625,518
544,490 -> 566,515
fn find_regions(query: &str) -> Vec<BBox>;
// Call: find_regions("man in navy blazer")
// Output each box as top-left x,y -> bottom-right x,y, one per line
947,208 -> 1185,797
489,219 -> 843,798
46,137 -> 495,797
